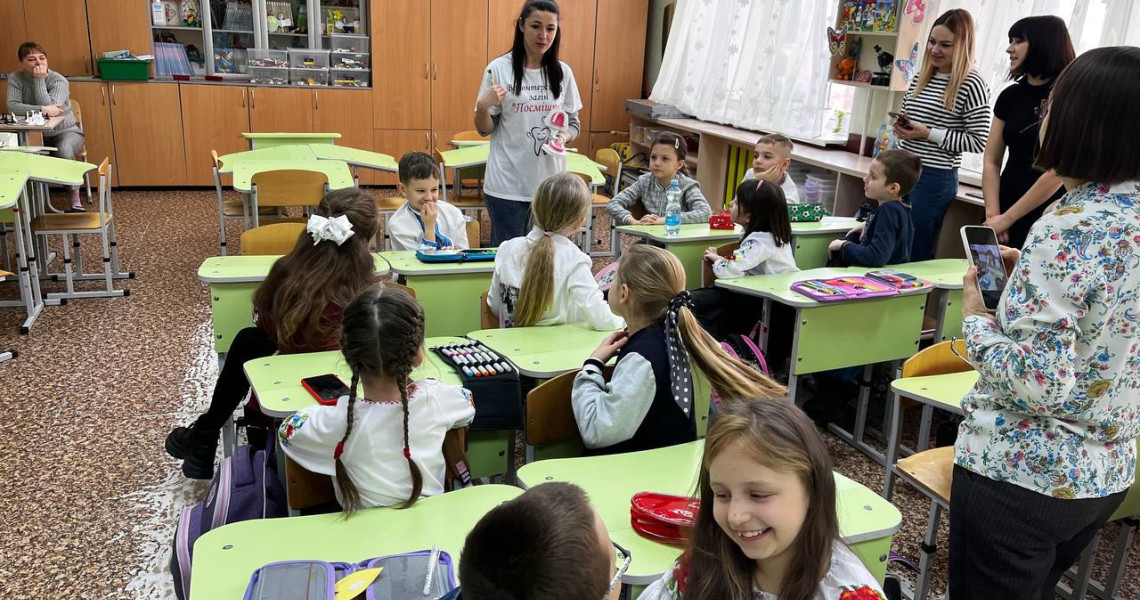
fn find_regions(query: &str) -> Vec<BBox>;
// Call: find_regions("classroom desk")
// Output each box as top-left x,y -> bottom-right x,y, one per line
614,224 -> 743,289
788,217 -> 861,270
466,323 -> 618,378
196,254 -> 390,354
516,440 -> 902,586
882,370 -> 974,499
188,484 -> 521,600
378,251 -> 496,338
241,132 -> 341,149
893,259 -> 969,342
0,116 -> 64,146
216,156 -> 356,193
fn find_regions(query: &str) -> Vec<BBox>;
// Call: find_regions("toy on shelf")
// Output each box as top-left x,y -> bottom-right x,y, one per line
827,27 -> 847,57
872,44 -> 894,86
836,37 -> 861,81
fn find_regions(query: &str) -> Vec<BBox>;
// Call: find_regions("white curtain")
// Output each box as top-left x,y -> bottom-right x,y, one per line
650,0 -> 838,140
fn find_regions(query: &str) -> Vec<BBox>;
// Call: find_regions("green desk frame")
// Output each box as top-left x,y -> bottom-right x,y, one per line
379,251 -> 495,339
893,259 -> 969,342
516,440 -> 901,588
188,484 -> 522,599
788,217 -> 861,270
242,132 -> 341,149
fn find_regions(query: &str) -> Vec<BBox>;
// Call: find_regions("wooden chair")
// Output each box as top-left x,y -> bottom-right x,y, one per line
376,195 -> 405,250
239,222 -> 306,256
249,169 -> 329,228
381,280 -> 416,299
479,289 -> 498,330
466,217 -> 480,249
573,170 -> 616,257
701,241 -> 740,286
30,158 -> 132,300
525,368 -> 604,462
213,149 -> 269,255
70,99 -> 93,206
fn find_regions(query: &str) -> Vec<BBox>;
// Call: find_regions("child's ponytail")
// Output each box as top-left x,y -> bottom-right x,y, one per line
676,305 -> 785,402
334,369 -> 364,516
514,234 -> 556,327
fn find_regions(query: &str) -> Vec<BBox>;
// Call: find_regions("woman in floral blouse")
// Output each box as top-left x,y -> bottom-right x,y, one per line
950,46 -> 1140,599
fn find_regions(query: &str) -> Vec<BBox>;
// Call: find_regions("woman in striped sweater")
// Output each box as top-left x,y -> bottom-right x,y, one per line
894,9 -> 990,261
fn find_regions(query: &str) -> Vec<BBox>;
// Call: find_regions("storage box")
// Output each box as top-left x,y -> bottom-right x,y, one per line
97,58 -> 151,81
330,51 -> 369,70
330,69 -> 368,87
288,48 -> 330,69
291,68 -> 329,86
626,99 -> 688,120
249,66 -> 290,85
329,34 -> 368,54
248,49 -> 288,68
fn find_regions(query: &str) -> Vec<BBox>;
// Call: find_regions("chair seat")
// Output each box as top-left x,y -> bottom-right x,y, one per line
223,196 -> 275,216
897,446 -> 955,502
591,193 -> 611,207
450,198 -> 485,208
376,197 -> 405,211
31,213 -> 110,233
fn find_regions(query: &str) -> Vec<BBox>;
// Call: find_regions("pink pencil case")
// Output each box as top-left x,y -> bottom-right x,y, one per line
790,276 -> 900,302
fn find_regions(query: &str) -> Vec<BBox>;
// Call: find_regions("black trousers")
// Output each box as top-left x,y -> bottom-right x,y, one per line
198,326 -> 279,430
948,465 -> 1127,600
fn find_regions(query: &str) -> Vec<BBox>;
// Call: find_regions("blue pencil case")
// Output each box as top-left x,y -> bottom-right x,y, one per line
415,248 -> 497,263
242,550 -> 456,600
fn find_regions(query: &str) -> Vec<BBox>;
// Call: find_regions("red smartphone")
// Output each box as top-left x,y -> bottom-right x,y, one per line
301,374 -> 350,405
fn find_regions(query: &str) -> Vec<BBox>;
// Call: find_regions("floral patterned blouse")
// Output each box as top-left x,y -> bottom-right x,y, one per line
956,180 -> 1140,499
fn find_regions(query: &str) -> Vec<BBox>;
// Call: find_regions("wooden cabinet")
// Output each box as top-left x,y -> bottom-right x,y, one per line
430,0 -> 488,136
0,3 -> 27,75
68,81 -> 118,186
86,0 -> 154,77
314,88 -> 375,183
248,87 -> 313,133
373,0 -> 431,129
373,129 -> 432,186
181,85 -> 250,185
591,0 -> 648,133
108,82 -> 186,185
556,0 -> 598,146
487,0 -> 515,63
25,0 -> 93,76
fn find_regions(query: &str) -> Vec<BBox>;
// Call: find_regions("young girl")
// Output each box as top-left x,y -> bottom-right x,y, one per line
165,188 -> 378,479
489,171 -> 623,330
572,245 -> 784,455
704,180 -> 798,279
608,132 -> 711,226
279,285 -> 476,514
638,399 -> 885,600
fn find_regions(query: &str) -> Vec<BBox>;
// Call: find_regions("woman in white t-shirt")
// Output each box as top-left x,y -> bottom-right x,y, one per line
474,0 -> 583,246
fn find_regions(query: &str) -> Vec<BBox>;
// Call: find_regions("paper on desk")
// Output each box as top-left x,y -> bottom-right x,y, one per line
820,216 -> 851,224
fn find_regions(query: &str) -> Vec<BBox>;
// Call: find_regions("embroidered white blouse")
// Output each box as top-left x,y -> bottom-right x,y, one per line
712,231 -> 800,279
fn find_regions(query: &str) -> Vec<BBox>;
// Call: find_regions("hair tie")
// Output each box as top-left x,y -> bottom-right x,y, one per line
307,214 -> 355,246
543,230 -> 553,237
669,290 -> 695,312
333,440 -> 345,460
403,447 -> 412,459
664,291 -> 695,417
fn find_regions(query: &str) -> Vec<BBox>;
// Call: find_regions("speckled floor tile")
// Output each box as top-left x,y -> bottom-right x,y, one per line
0,188 -> 1133,600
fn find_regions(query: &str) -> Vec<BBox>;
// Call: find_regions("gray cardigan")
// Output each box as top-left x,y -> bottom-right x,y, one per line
6,70 -> 80,134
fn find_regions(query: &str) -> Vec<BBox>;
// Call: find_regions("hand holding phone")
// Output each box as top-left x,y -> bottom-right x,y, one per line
960,226 -> 1009,312
301,374 -> 351,405
888,111 -> 911,128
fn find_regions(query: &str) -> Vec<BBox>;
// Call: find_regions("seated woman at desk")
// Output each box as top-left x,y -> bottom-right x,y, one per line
6,42 -> 85,211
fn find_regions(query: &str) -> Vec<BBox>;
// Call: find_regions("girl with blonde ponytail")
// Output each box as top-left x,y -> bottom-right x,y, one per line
488,172 -> 622,330
278,285 -> 475,516
571,245 -> 784,455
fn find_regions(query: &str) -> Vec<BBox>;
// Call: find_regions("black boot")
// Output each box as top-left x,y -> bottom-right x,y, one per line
165,421 -> 201,460
181,426 -> 220,480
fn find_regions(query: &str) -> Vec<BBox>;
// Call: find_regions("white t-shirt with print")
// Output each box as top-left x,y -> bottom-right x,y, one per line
476,55 -> 583,202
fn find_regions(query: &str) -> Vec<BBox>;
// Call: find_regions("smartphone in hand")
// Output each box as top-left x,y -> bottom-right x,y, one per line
301,374 -> 351,405
888,111 -> 911,128
960,226 -> 1008,312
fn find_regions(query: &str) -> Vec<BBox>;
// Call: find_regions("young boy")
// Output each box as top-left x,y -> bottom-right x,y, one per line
828,149 -> 920,267
742,133 -> 800,204
441,482 -> 623,600
386,152 -> 470,251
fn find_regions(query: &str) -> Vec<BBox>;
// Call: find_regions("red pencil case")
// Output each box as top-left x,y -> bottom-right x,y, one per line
708,212 -> 734,230
630,492 -> 700,545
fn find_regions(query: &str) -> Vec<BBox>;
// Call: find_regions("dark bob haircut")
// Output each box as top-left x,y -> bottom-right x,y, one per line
1036,46 -> 1140,184
1007,16 -> 1075,81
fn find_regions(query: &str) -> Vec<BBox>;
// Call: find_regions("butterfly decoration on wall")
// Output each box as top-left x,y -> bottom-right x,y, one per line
828,27 -> 847,57
905,0 -> 926,25
896,42 -> 919,84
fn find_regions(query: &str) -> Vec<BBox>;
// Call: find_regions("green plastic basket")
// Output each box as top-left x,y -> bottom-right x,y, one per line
97,58 -> 151,81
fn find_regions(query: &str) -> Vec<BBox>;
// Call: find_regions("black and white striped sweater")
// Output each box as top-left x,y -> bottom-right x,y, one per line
900,69 -> 990,170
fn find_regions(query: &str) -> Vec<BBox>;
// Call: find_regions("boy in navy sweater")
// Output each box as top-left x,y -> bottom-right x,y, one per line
828,149 -> 921,267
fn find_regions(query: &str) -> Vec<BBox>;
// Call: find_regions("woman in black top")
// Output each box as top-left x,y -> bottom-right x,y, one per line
981,16 -> 1075,248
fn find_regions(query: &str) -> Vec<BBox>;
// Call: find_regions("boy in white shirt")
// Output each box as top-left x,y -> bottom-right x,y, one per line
386,152 -> 470,251
741,133 -> 801,204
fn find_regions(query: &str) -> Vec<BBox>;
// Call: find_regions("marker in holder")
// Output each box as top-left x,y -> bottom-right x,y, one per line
431,340 -> 523,431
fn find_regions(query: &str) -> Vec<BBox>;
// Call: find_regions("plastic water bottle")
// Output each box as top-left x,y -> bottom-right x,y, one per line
664,179 -> 682,238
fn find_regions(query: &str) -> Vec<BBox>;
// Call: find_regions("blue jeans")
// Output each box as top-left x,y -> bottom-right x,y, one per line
908,166 -> 958,262
486,194 -> 533,246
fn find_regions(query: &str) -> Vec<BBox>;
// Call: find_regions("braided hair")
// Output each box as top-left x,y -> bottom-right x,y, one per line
335,284 -> 426,516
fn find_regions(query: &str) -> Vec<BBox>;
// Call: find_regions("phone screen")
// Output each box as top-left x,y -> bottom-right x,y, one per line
301,374 -> 350,405
961,227 -> 1008,311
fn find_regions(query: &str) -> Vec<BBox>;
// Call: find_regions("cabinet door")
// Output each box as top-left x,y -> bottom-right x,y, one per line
314,88 -> 374,184
555,0 -> 597,147
591,0 -> 648,132
181,85 -> 250,186
486,0 -> 516,64
248,88 -> 314,133
109,82 -> 187,185
430,0 -> 488,134
24,0 -> 93,76
86,0 -> 153,77
373,129 -> 431,186
373,0 -> 431,129
68,81 -> 117,186
0,2 -> 27,75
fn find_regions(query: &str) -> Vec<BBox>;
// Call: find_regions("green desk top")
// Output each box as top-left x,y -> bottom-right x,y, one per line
245,337 -> 466,418
792,217 -> 861,235
197,253 -> 390,283
228,160 -> 355,193
890,259 -> 969,290
467,323 -> 618,378
218,145 -> 318,167
0,145 -> 55,153
0,152 -> 95,185
437,144 -> 605,185
714,266 -> 934,308
0,170 -> 27,210
616,223 -> 742,243
241,132 -> 342,140
378,250 -> 497,276
189,484 -> 521,600
308,144 -> 398,171
890,370 -> 976,415
516,440 -> 902,584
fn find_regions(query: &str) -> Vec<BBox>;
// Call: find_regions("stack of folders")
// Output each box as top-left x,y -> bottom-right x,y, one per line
154,42 -> 193,77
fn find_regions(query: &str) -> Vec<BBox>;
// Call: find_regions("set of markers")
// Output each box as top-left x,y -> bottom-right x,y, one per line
434,341 -> 515,378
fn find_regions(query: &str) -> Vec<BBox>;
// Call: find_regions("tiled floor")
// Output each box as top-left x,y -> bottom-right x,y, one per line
0,189 -> 1134,599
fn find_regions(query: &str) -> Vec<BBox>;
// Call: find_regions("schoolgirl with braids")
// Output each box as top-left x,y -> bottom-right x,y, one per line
571,245 -> 785,455
279,285 -> 475,514
488,172 -> 623,330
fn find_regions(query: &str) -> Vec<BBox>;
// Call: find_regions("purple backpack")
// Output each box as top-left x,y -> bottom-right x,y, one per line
171,441 -> 287,600
713,324 -> 771,410
242,550 -> 457,599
